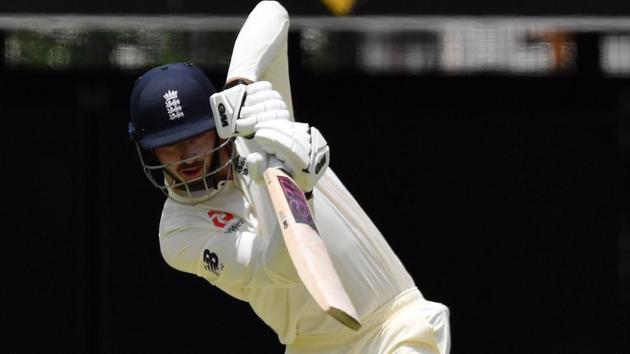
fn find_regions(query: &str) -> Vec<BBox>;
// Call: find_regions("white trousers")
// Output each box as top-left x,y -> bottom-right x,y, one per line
285,288 -> 451,354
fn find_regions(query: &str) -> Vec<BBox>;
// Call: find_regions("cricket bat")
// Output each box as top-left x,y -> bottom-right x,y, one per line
263,167 -> 361,331
222,1 -> 361,331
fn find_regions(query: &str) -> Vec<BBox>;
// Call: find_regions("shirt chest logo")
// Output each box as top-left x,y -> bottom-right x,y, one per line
208,210 -> 244,233
203,249 -> 224,277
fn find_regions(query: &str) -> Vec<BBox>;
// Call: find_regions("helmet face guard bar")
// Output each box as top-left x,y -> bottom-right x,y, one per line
133,137 -> 234,203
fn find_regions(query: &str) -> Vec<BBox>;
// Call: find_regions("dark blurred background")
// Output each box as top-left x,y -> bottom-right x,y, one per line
2,1 -> 629,353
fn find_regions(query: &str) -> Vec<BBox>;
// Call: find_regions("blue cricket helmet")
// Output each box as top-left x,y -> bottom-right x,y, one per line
129,62 -> 217,149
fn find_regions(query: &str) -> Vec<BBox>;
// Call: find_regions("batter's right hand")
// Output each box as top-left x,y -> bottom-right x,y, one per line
210,81 -> 290,139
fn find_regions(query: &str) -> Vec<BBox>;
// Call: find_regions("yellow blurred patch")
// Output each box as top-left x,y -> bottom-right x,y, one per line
321,0 -> 357,16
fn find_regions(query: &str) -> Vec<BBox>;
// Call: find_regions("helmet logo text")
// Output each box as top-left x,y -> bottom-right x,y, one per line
163,90 -> 184,120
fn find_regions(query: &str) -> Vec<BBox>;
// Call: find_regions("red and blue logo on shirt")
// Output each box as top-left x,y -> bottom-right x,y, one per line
208,210 -> 244,233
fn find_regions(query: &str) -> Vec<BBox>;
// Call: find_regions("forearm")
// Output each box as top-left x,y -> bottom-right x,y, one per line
226,1 -> 289,84
225,0 -> 293,119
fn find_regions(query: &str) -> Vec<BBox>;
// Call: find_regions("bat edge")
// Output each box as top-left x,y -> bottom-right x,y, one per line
327,306 -> 362,331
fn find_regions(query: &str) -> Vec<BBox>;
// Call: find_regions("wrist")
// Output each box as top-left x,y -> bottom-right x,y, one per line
223,78 -> 252,90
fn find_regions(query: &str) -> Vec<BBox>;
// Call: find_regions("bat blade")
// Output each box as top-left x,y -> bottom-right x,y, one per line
264,168 -> 361,331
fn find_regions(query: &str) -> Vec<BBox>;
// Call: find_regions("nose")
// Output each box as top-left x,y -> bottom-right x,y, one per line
180,141 -> 197,160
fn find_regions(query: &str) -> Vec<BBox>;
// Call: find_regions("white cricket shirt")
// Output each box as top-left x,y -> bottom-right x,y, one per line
159,164 -> 417,344
157,0 -> 419,345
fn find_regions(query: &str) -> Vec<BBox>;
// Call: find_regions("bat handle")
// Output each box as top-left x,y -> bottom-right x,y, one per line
268,155 -> 286,171
267,156 -> 302,190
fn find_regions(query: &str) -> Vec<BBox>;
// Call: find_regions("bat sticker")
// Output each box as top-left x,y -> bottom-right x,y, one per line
277,175 -> 318,232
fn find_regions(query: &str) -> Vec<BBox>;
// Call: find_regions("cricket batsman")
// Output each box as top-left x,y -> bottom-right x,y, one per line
127,1 -> 451,353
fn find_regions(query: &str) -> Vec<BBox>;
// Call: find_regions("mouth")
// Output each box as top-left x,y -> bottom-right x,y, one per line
178,165 -> 204,180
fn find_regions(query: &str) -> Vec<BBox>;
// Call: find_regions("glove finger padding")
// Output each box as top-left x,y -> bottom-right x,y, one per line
253,120 -> 330,192
240,98 -> 287,116
237,84 -> 290,137
243,81 -> 272,97
254,120 -> 311,173
243,87 -> 283,106
237,99 -> 290,137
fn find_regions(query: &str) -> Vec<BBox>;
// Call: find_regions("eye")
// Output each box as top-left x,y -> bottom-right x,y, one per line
153,145 -> 181,161
159,146 -> 177,154
191,132 -> 208,143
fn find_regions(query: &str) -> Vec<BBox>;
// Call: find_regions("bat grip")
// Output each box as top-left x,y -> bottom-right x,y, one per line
268,155 -> 298,180
268,155 -> 286,171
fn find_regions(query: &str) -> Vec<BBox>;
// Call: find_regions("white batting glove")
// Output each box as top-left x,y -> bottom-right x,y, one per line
210,81 -> 290,139
245,153 -> 287,183
244,152 -> 269,183
251,120 -> 330,193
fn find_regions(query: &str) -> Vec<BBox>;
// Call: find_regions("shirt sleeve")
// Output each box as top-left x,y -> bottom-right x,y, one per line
158,205 -> 300,296
226,0 -> 294,120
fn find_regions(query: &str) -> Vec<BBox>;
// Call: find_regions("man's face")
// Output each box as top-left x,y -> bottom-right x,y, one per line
152,130 -> 217,182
